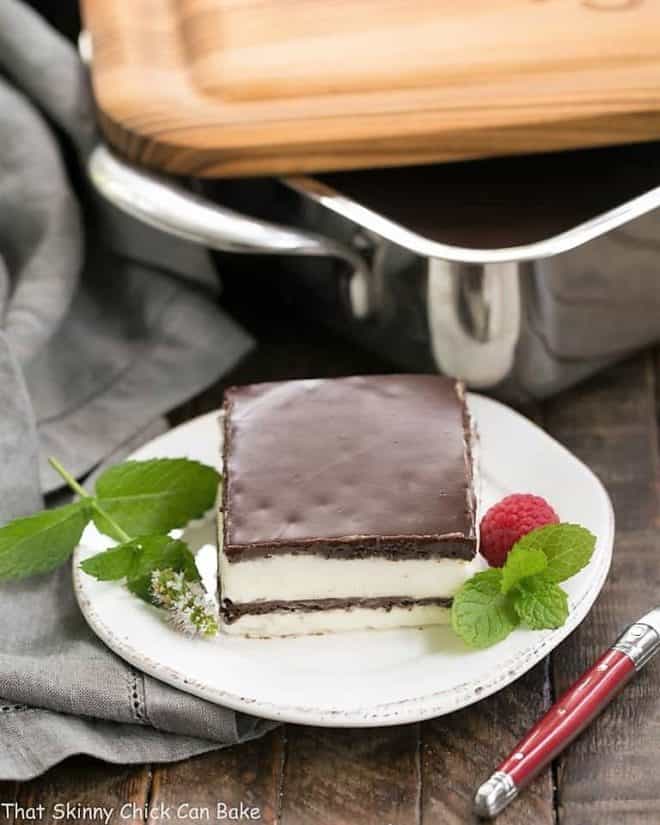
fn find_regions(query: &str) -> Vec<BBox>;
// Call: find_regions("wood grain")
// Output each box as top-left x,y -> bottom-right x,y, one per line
544,354 -> 660,825
81,0 -> 660,176
280,725 -> 420,825
1,760 -> 150,825
422,663 -> 554,825
145,729 -> 285,825
0,784 -> 17,824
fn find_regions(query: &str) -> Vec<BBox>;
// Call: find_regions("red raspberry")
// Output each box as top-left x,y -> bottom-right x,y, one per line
479,494 -> 559,567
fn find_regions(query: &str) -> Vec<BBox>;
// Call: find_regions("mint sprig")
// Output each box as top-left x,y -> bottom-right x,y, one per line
0,456 -> 219,592
79,535 -> 200,603
452,523 -> 596,648
0,455 -> 220,636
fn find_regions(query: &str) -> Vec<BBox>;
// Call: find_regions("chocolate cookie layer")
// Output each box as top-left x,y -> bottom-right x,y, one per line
222,374 -> 476,561
222,596 -> 454,624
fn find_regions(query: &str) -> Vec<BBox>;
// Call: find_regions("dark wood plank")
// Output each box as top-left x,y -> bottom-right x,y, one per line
280,725 -> 420,825
543,353 -> 660,824
5,760 -> 150,825
0,784 -> 17,824
147,729 -> 284,825
543,357 -> 658,532
421,662 -> 554,825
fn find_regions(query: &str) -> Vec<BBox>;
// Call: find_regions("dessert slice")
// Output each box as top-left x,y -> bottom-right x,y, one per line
219,374 -> 478,637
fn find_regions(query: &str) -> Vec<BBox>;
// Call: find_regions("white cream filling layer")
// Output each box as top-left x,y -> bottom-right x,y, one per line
219,549 -> 474,604
222,602 -> 451,638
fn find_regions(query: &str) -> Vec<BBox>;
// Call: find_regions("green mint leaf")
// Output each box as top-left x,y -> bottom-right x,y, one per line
501,545 -> 547,594
90,512 -> 128,544
127,535 -> 199,580
127,536 -> 200,603
0,502 -> 90,580
81,534 -> 199,597
81,534 -> 200,603
93,459 -> 220,539
451,568 -> 519,649
513,523 -> 596,583
514,578 -> 569,630
126,577 -> 155,603
80,543 -> 141,581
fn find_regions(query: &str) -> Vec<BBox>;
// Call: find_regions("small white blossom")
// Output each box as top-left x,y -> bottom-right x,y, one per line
150,568 -> 219,638
150,568 -> 186,608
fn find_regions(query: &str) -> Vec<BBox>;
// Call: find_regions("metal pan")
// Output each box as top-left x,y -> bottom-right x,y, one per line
87,140 -> 660,397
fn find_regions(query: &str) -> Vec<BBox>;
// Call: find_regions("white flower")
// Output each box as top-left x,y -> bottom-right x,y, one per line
150,568 -> 219,638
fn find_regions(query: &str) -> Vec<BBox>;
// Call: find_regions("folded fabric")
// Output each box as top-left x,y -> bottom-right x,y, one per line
0,0 -> 277,781
0,423 -> 277,781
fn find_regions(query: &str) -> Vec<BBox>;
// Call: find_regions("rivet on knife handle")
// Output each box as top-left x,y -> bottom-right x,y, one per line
474,612 -> 660,818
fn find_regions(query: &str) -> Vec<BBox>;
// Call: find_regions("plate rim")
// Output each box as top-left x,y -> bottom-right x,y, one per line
73,393 -> 615,727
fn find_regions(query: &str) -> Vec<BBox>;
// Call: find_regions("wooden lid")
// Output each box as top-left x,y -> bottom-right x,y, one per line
82,0 -> 660,177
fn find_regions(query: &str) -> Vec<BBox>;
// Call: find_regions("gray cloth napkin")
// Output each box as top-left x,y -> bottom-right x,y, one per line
0,0 -> 277,781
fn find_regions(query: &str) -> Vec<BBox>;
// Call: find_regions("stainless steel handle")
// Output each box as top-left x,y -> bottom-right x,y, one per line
87,146 -> 372,316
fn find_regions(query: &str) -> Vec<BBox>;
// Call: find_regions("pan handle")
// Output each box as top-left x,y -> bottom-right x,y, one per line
87,145 -> 373,316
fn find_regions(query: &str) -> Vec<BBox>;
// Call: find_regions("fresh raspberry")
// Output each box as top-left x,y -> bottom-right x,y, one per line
479,494 -> 559,567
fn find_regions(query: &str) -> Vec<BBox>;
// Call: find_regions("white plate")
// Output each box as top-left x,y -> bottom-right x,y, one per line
74,394 -> 614,727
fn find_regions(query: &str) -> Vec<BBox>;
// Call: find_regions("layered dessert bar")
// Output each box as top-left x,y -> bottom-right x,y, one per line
218,375 -> 478,637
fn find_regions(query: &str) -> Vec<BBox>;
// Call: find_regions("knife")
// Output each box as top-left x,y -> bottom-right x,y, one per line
474,607 -> 660,818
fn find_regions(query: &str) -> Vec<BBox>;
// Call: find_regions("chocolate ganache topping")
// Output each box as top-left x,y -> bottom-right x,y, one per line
222,375 -> 476,562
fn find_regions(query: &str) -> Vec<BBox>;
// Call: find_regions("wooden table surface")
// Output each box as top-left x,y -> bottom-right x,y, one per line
1,288 -> 659,825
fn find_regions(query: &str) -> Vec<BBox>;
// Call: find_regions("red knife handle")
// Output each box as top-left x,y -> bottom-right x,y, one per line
474,620 -> 660,818
501,647 -> 634,786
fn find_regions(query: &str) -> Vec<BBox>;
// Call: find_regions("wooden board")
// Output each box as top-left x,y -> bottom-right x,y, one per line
81,0 -> 660,177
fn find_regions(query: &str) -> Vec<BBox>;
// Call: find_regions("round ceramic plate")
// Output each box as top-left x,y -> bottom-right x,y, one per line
74,394 -> 614,727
